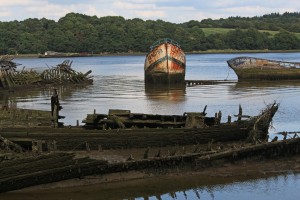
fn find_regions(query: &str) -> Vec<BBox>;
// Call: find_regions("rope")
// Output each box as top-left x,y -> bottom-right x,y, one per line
225,67 -> 230,80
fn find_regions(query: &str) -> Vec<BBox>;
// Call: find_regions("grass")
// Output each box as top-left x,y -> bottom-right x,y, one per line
201,28 -> 300,39
201,28 -> 234,35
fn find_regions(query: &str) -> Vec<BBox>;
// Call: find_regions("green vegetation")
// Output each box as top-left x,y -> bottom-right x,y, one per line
0,12 -> 300,54
202,28 -> 300,39
202,28 -> 234,36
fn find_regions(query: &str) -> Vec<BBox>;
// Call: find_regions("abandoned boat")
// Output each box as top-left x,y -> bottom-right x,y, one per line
227,56 -> 300,80
0,56 -> 92,89
0,103 -> 278,151
144,38 -> 186,85
39,51 -> 93,58
1,128 -> 300,193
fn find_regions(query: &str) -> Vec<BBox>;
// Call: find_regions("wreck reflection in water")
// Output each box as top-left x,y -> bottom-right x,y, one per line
1,173 -> 299,200
145,84 -> 186,102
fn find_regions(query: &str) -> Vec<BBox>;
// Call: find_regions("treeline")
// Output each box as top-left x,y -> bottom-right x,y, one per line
0,12 -> 300,54
189,12 -> 300,32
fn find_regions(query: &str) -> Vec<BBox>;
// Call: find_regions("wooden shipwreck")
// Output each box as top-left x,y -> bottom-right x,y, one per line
144,38 -> 186,85
227,56 -> 300,80
1,134 -> 300,193
0,56 -> 92,89
0,103 -> 278,151
38,51 -> 93,58
1,102 -> 295,194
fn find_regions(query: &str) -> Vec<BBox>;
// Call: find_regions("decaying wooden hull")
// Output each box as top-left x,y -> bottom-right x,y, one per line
0,103 -> 282,193
0,56 -> 93,89
144,38 -> 186,84
227,57 -> 300,80
1,135 -> 300,193
0,103 -> 278,151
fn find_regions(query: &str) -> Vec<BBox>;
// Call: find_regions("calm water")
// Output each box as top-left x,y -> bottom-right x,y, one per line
2,52 -> 300,199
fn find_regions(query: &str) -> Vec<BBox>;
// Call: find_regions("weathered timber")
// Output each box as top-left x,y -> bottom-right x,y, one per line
0,107 -> 52,127
227,56 -> 300,80
1,137 -> 300,193
1,126 -> 252,150
195,137 -> 300,166
185,79 -> 237,86
0,152 -> 106,193
0,56 -> 93,90
83,103 -> 276,130
0,103 -> 278,151
0,135 -> 23,153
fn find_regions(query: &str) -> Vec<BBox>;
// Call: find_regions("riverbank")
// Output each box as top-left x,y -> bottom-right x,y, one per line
8,49 -> 300,58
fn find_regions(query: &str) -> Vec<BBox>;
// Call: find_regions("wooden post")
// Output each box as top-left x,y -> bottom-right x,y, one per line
202,105 -> 207,115
85,141 -> 90,152
214,113 -> 218,125
51,89 -> 60,128
228,115 -> 231,123
218,111 -> 222,124
238,104 -> 242,121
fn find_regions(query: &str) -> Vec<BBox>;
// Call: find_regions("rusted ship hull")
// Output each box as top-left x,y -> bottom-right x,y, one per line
144,38 -> 186,85
227,57 -> 300,80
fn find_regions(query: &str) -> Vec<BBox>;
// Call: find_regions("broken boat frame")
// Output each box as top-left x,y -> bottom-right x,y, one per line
1,132 -> 300,193
0,103 -> 279,151
0,56 -> 93,89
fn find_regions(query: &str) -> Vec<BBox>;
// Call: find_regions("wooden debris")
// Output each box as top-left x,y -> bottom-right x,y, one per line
1,137 -> 300,193
0,135 -> 23,153
0,57 -> 92,90
41,60 -> 92,84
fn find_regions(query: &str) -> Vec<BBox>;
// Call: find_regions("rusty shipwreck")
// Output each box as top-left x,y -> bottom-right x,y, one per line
144,38 -> 186,85
227,56 -> 300,80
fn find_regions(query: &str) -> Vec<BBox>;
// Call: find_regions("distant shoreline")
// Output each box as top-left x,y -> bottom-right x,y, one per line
5,49 -> 300,58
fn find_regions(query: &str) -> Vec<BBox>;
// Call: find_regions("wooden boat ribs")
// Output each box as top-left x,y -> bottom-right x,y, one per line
41,60 -> 92,84
83,103 -> 278,133
0,103 -> 283,193
0,56 -> 93,89
1,135 -> 300,193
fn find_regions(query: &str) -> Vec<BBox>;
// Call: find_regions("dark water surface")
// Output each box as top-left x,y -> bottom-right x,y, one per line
1,52 -> 300,199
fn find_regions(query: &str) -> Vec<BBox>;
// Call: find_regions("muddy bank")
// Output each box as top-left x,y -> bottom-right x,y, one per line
1,136 -> 300,194
1,152 -> 300,200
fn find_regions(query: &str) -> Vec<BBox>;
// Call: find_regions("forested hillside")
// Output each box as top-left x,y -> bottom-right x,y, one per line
0,12 -> 300,54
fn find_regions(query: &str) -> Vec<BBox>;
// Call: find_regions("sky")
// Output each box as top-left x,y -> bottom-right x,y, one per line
0,0 -> 299,23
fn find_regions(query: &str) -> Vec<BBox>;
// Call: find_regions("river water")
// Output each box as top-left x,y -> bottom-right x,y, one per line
2,52 -> 300,199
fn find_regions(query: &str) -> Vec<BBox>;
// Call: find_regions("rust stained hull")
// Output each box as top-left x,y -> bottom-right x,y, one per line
144,40 -> 186,84
227,57 -> 300,80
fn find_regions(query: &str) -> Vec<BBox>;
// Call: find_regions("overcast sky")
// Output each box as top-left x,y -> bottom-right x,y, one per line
0,0 -> 299,23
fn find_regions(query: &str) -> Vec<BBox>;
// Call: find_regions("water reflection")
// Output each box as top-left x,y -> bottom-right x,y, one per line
9,84 -> 93,111
2,173 -> 299,200
145,84 -> 186,102
234,80 -> 300,90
